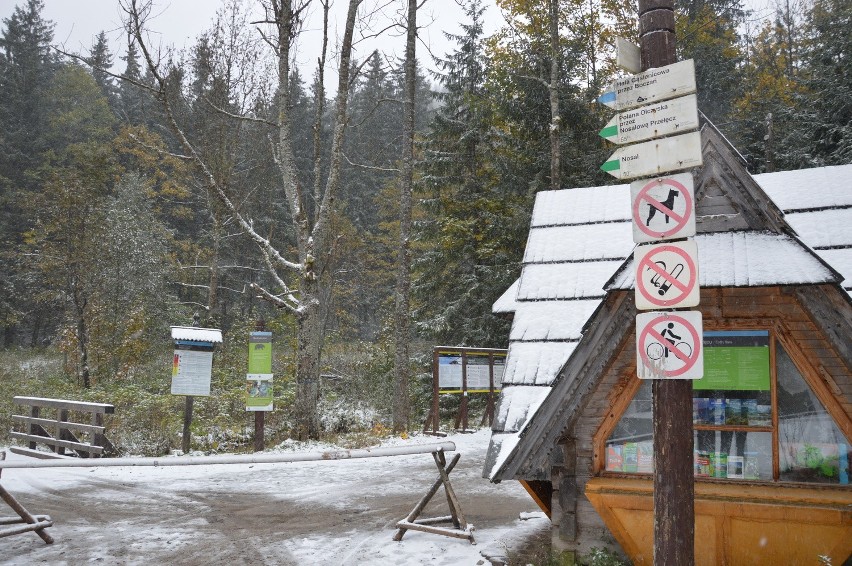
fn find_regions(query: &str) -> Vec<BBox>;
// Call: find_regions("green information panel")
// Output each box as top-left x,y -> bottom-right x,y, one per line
247,331 -> 273,411
693,331 -> 769,391
248,331 -> 272,374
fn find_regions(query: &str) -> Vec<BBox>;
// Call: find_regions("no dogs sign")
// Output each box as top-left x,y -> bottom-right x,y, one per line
636,311 -> 703,379
631,173 -> 696,243
634,239 -> 700,310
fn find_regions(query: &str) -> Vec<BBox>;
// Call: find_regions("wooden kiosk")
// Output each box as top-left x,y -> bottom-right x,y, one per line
483,123 -> 852,564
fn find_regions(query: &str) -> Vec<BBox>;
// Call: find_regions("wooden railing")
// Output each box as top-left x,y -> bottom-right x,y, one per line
9,397 -> 116,459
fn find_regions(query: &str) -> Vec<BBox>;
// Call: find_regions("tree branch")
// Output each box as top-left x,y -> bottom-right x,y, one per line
342,153 -> 399,172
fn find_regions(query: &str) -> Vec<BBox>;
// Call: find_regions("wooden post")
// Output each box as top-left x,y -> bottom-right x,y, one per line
254,319 -> 266,453
458,351 -> 469,431
27,406 -> 39,450
57,409 -> 69,456
639,1 -> 695,564
182,396 -> 193,454
424,348 -> 440,434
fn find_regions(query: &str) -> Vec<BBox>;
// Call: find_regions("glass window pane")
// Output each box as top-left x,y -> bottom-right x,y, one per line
776,344 -> 850,485
694,430 -> 772,480
606,381 -> 653,473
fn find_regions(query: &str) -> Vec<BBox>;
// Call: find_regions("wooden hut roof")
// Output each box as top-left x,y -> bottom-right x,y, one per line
484,125 -> 852,482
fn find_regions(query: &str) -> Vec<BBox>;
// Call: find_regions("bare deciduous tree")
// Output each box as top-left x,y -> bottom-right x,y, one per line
123,0 -> 362,440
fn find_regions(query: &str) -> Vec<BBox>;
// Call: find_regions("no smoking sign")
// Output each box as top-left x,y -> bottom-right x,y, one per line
636,311 -> 704,379
634,239 -> 700,310
631,173 -> 696,243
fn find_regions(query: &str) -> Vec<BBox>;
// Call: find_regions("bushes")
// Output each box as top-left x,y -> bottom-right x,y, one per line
0,327 -> 449,454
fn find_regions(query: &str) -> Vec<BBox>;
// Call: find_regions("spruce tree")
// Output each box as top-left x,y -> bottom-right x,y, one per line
0,0 -> 58,344
414,0 -> 512,347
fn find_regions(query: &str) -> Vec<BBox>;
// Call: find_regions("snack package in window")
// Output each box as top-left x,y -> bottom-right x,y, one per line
623,443 -> 638,473
606,444 -> 623,472
638,441 -> 654,473
695,450 -> 711,477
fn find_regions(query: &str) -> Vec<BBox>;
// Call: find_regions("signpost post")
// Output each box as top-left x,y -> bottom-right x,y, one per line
637,1 -> 696,563
170,321 -> 222,455
247,320 -> 273,452
597,1 -> 699,562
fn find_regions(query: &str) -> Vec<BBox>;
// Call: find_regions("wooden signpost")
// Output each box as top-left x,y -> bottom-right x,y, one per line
598,1 -> 700,562
597,59 -> 696,111
600,131 -> 703,180
599,94 -> 699,145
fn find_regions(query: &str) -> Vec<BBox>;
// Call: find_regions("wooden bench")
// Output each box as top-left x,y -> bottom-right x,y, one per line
9,397 -> 116,459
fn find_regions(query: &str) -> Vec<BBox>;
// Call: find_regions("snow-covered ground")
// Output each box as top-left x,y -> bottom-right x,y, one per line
0,429 -> 549,565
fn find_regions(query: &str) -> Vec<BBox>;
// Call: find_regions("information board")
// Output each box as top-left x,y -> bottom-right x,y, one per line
248,331 -> 272,373
437,351 -> 505,392
171,349 -> 213,396
693,331 -> 770,391
246,373 -> 273,411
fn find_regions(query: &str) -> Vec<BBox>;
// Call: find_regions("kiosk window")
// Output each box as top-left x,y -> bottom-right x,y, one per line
603,330 -> 850,484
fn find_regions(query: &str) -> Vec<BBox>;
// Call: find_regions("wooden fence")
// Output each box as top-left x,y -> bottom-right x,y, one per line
9,397 -> 116,459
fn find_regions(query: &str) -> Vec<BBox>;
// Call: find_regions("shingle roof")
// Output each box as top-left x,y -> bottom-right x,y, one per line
484,162 -> 852,482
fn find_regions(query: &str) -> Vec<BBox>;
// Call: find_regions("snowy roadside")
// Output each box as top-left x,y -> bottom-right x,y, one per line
0,429 -> 549,565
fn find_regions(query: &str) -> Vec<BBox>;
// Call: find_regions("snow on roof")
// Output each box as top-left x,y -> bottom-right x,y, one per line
756,164 -> 852,211
485,163 -> 852,483
493,278 -> 521,314
502,341 -> 579,386
785,209 -> 852,249
518,261 -> 624,300
817,249 -> 852,291
509,300 -> 601,341
531,185 -> 630,227
524,222 -> 633,263
609,232 -> 838,290
171,326 -> 223,343
493,385 -> 553,433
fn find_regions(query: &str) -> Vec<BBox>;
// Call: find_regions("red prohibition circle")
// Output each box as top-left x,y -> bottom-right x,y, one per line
636,245 -> 697,307
632,177 -> 693,239
638,314 -> 701,377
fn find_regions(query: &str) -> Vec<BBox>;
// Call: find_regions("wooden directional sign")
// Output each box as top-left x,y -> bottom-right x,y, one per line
634,239 -> 700,310
636,311 -> 703,379
600,94 -> 698,145
601,131 -> 703,180
597,59 -> 696,111
631,173 -> 696,243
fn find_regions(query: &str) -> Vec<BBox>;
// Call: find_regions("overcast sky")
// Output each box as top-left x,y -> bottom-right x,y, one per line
1,0 -> 777,83
0,0 -> 505,82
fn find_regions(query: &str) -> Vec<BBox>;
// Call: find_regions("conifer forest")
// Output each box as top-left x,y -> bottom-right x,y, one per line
0,0 -> 849,452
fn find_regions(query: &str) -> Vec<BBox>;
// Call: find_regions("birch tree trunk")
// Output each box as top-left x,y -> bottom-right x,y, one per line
393,0 -> 417,433
548,0 -> 562,191
123,0 -> 363,440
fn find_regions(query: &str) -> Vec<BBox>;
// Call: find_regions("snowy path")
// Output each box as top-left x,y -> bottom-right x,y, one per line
0,430 -> 548,565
